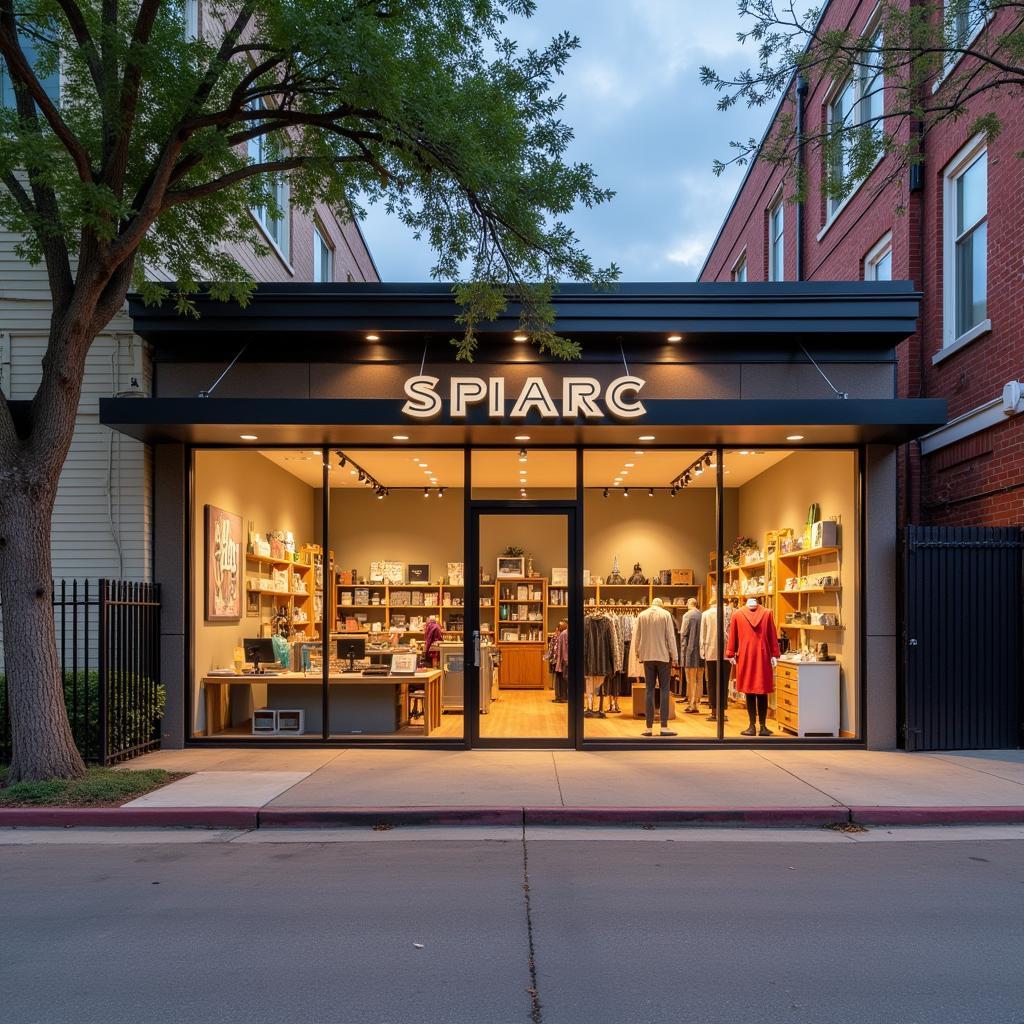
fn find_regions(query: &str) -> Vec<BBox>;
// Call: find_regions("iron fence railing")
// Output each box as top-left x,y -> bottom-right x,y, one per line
0,579 -> 162,765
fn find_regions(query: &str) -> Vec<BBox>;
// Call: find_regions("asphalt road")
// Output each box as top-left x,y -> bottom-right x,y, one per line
2,833 -> 1023,1024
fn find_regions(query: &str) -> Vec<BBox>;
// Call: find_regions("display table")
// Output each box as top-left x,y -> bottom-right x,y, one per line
201,670 -> 443,737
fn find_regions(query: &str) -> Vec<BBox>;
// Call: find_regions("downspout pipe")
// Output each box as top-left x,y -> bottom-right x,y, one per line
795,75 -> 809,281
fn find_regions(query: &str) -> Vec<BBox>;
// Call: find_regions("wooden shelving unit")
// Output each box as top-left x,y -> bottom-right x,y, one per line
245,553 -> 315,637
333,580 -> 465,637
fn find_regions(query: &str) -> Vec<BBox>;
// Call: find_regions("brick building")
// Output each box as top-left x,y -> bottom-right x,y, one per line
699,0 -> 1024,528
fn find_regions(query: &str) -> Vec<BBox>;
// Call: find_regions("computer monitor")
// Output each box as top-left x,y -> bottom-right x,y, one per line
243,637 -> 276,674
337,635 -> 367,672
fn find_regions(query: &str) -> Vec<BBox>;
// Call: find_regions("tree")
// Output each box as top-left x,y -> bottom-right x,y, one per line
0,0 -> 616,782
700,0 -> 1023,207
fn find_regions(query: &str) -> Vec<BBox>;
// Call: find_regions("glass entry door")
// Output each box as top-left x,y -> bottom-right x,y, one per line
468,507 -> 577,746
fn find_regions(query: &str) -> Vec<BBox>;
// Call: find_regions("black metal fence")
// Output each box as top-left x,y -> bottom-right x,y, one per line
0,579 -> 162,765
902,526 -> 1024,751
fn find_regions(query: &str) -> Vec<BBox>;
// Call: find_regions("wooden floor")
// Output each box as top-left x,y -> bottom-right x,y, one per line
427,688 -> 790,741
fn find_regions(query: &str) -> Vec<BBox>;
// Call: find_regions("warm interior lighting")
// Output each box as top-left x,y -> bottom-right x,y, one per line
513,333 -> 528,342
366,333 -> 380,341
638,435 -> 655,442
787,434 -> 805,441
239,434 -> 258,440
667,334 -> 682,342
392,434 -> 409,441
514,435 -> 531,441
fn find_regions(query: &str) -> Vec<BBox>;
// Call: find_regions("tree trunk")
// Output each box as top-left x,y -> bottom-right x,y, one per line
0,489 -> 86,782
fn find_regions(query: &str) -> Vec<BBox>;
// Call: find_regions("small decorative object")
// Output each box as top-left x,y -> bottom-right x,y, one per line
659,569 -> 672,585
606,555 -> 625,585
671,569 -> 694,585
447,562 -> 464,585
583,569 -> 592,585
205,505 -> 242,622
408,564 -> 430,584
390,652 -> 418,676
627,562 -> 648,585
268,531 -> 286,560
551,568 -> 568,586
526,554 -> 535,577
497,555 -> 525,578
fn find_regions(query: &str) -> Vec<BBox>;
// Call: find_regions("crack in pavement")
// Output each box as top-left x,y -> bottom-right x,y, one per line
521,819 -> 543,1023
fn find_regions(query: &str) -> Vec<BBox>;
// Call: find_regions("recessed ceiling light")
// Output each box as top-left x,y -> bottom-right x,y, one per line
366,333 -> 380,341
239,434 -> 258,440
638,435 -> 655,442
514,435 -> 531,441
634,450 -> 645,455
412,458 -> 420,463
739,450 -> 750,456
392,434 -> 409,441
786,434 -> 805,441
620,470 -> 629,475
349,469 -> 357,476
513,333 -> 528,342
519,470 -> 527,475
667,334 -> 682,342
420,463 -> 428,468
624,463 -> 634,468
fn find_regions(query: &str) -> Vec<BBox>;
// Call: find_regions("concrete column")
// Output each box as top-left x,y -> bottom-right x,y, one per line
154,444 -> 187,748
864,444 -> 899,749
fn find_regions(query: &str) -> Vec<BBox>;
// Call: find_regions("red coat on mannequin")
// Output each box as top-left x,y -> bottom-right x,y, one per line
725,604 -> 781,695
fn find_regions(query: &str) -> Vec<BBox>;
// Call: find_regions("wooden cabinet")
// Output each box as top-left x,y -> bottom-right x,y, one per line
499,643 -> 546,689
772,661 -> 840,737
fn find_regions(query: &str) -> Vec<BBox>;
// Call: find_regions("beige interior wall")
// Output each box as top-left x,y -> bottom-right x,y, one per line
736,451 -> 859,734
479,512 -> 569,580
583,489 -> 717,592
192,450 -> 316,731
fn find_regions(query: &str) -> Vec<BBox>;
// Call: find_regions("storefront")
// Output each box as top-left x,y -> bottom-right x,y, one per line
101,282 -> 945,750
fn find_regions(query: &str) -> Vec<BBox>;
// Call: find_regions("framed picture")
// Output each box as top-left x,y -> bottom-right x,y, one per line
390,652 -> 418,676
497,556 -> 525,579
408,563 -> 430,583
205,505 -> 242,622
551,567 -> 568,586
447,562 -> 464,585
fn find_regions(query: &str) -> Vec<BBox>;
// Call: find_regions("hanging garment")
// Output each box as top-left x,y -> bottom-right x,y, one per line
583,615 -> 616,677
633,604 -> 677,664
424,618 -> 444,656
553,628 -> 569,674
725,604 -> 781,695
626,628 -> 642,679
678,606 -> 702,669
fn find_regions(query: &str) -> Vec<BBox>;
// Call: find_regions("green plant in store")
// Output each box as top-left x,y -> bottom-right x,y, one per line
0,1 -> 615,781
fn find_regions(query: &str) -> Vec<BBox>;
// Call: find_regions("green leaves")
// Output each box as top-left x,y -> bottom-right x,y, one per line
0,0 -> 616,357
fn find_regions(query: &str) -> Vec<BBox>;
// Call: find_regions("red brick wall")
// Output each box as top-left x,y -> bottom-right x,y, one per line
700,0 -> 1024,528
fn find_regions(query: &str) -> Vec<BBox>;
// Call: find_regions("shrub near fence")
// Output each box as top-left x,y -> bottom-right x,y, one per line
0,580 -> 163,765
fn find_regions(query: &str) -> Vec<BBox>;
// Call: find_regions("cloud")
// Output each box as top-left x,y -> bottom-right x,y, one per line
359,1 -> 769,283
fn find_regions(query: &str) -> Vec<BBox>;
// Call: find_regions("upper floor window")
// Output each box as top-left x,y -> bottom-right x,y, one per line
0,32 -> 59,109
827,26 -> 884,218
184,0 -> 200,41
313,223 -> 334,282
865,232 -> 892,281
943,140 -> 987,346
768,201 -> 784,282
247,103 -> 290,263
947,0 -> 986,48
731,253 -> 747,282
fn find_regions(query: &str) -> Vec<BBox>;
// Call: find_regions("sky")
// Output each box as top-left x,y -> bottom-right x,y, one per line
358,0 -> 771,283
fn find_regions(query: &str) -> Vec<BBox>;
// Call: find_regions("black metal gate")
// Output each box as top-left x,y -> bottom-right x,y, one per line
0,579 -> 162,765
902,526 -> 1024,751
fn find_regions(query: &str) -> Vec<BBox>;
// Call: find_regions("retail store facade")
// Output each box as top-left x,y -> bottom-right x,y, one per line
102,282 -> 945,751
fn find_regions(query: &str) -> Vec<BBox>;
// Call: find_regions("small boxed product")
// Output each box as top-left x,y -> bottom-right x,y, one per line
810,520 -> 838,549
672,569 -> 694,585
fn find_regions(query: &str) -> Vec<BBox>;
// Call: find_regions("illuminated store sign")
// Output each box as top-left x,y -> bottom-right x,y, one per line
401,374 -> 647,420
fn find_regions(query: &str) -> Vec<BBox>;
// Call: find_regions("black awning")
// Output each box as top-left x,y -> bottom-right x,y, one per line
100,396 -> 946,446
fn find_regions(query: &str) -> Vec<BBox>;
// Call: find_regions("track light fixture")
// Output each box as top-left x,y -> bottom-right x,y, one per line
623,488 -> 630,497
438,487 -> 445,498
423,488 -> 430,497
648,488 -> 654,497
671,450 -> 716,490
518,448 -> 528,462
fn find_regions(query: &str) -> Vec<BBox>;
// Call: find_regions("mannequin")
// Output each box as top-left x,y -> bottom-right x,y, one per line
726,597 -> 780,736
700,599 -> 731,722
552,619 -> 569,703
632,597 -> 678,737
678,597 -> 703,713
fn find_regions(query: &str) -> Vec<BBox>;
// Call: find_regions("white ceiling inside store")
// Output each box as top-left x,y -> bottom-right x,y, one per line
258,447 -> 794,490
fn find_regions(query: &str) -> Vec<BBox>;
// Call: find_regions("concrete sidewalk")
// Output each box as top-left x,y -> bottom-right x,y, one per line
98,747 -> 1024,824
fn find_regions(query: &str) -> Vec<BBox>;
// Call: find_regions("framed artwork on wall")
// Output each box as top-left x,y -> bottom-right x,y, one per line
205,504 -> 242,622
497,556 -> 525,579
550,568 -> 568,586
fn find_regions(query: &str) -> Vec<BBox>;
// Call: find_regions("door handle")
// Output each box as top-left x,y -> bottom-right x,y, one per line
908,638 -> 918,647
473,630 -> 481,667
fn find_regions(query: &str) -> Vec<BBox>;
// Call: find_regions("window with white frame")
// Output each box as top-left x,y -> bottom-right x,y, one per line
312,223 -> 334,282
864,232 -> 892,281
247,103 -> 290,262
1,32 -> 60,108
184,0 -> 200,40
731,251 -> 747,282
827,25 -> 884,218
768,201 -> 784,282
943,140 -> 987,344
947,0 -> 986,48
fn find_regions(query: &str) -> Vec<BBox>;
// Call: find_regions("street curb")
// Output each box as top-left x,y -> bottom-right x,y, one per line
523,807 -> 849,827
0,807 -> 258,829
2,805 -> 1024,829
258,806 -> 525,828
849,806 -> 1024,826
